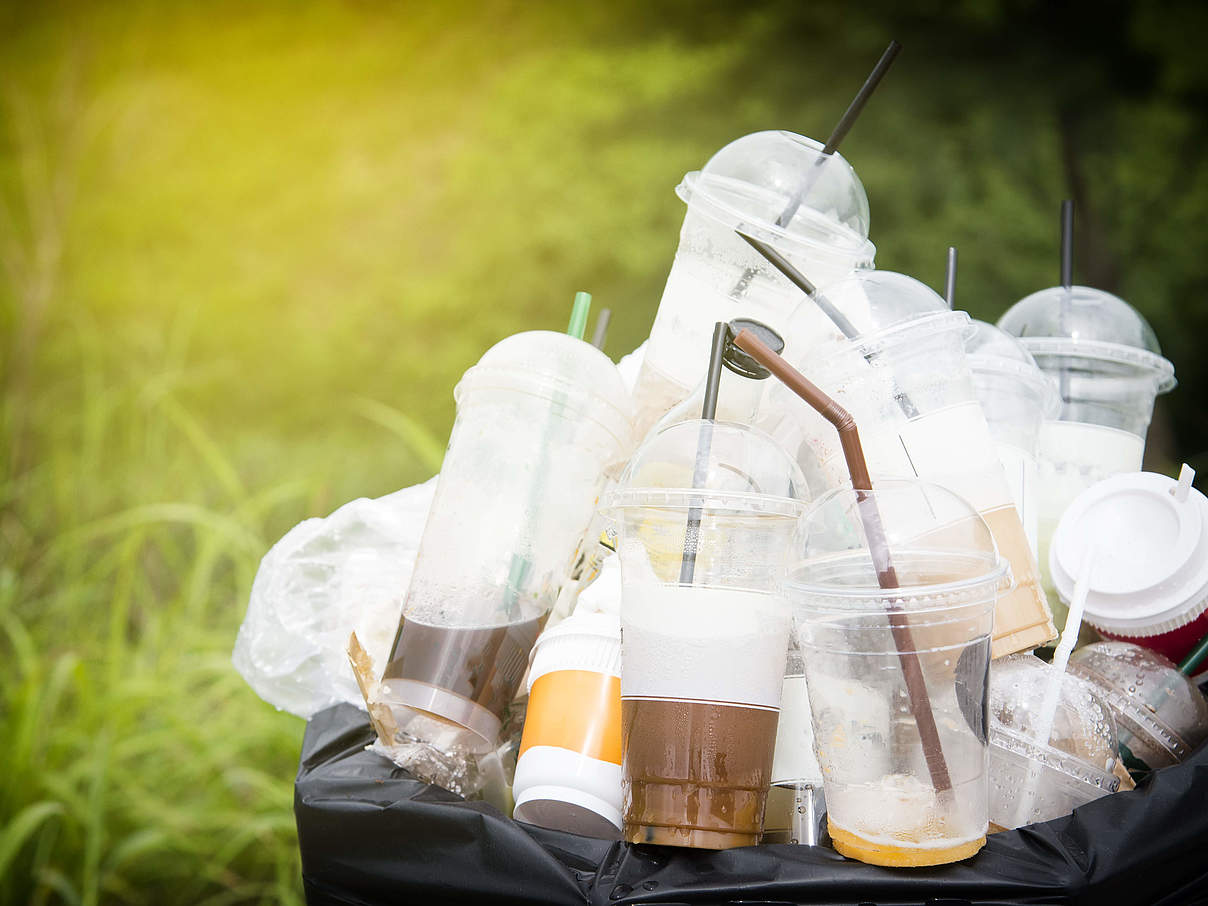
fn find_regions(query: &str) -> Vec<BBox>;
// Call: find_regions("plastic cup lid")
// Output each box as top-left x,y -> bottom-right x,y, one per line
1050,471 -> 1208,633
1017,336 -> 1176,394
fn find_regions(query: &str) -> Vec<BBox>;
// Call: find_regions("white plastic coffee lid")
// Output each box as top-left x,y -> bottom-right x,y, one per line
526,610 -> 622,691
1050,466 -> 1208,635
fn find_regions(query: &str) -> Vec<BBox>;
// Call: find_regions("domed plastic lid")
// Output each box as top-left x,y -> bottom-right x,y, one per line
996,286 -> 1175,392
678,131 -> 873,257
966,320 -> 1061,416
989,654 -> 1119,785
1069,641 -> 1208,764
789,479 -> 1008,608
457,330 -> 635,447
603,419 -> 807,516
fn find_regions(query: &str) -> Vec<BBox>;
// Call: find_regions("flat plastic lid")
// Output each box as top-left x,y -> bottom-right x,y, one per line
1049,471 -> 1208,630
1069,641 -> 1208,761
996,286 -> 1175,392
787,480 -> 1009,609
456,330 -> 635,446
966,320 -> 1061,416
602,419 -> 807,517
677,130 -> 872,255
989,654 -> 1119,783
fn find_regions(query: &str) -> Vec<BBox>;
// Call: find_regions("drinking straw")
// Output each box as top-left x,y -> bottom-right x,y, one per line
1178,630 -> 1208,676
944,247 -> 958,309
567,291 -> 592,340
1019,544 -> 1097,815
774,40 -> 903,229
731,327 -> 953,794
503,292 -> 593,616
679,322 -> 730,584
738,230 -> 922,421
590,307 -> 612,350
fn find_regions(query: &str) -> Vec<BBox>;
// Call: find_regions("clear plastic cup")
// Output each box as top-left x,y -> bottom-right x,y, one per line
381,332 -> 633,754
632,131 -> 875,434
513,610 -> 623,838
1069,641 -> 1208,772
787,481 -> 1008,867
603,420 -> 807,849
997,286 -> 1176,625
770,281 -> 1055,658
965,321 -> 1060,558
1049,470 -> 1208,662
988,654 -> 1121,830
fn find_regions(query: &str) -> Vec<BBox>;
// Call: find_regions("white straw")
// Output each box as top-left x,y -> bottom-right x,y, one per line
1174,463 -> 1196,504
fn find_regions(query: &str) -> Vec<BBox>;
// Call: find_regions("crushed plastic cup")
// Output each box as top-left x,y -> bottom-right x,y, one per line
1049,468 -> 1208,663
602,419 -> 807,849
997,285 -> 1176,625
1069,641 -> 1208,773
787,481 -> 1008,867
632,131 -> 875,433
512,610 -> 624,838
988,654 -> 1121,830
965,321 -> 1060,558
380,331 -> 633,755
768,279 -> 1054,658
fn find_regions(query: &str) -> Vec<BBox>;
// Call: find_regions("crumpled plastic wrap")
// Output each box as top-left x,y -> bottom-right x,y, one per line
232,478 -> 436,718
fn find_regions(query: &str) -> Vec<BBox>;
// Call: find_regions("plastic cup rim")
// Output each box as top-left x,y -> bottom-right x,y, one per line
1016,336 -> 1176,393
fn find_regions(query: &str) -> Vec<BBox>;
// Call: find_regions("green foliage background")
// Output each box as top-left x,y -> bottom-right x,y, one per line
1,1 -> 1205,902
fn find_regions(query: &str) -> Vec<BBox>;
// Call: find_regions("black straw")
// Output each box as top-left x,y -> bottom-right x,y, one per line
822,40 -> 903,156
737,231 -> 860,339
944,246 -> 958,309
679,322 -> 730,585
1060,199 -> 1074,290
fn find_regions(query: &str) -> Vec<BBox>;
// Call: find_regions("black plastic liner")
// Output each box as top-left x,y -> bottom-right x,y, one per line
295,703 -> 1208,906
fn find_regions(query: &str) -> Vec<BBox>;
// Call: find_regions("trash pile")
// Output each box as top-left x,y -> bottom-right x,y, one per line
234,42 -> 1208,869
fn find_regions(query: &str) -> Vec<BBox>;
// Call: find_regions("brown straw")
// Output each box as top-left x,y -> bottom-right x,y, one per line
732,328 -> 953,794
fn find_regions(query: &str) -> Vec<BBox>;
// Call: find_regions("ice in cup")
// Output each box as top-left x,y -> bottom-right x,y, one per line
631,131 -> 875,434
1070,642 -> 1208,773
988,654 -> 1121,830
965,321 -> 1060,558
767,272 -> 1055,658
787,481 -> 1008,866
1049,468 -> 1208,663
380,331 -> 633,755
997,285 -> 1176,626
602,419 -> 807,848
512,610 -> 623,838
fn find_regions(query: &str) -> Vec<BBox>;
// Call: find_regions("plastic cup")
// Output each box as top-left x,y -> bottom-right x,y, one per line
761,645 -> 827,845
965,321 -> 1060,558
380,331 -> 633,754
787,481 -> 1008,867
512,610 -> 624,838
1049,470 -> 1208,663
997,285 -> 1176,625
603,420 -> 807,849
988,654 -> 1121,830
1069,641 -> 1208,773
770,278 -> 1055,658
631,131 -> 875,434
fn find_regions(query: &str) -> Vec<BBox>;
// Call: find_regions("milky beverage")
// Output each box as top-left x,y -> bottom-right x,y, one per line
621,583 -> 790,848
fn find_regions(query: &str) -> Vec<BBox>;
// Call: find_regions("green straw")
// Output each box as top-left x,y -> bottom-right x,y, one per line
567,291 -> 592,339
1178,630 -> 1208,675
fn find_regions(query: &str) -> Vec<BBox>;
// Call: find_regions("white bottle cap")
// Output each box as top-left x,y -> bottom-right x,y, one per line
1050,467 -> 1208,637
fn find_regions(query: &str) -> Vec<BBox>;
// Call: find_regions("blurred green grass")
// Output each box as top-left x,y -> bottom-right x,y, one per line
2,1 -> 1205,902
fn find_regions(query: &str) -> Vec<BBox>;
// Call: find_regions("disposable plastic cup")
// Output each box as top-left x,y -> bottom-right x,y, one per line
988,654 -> 1121,830
512,610 -> 624,838
380,332 -> 633,754
1069,641 -> 1208,773
631,131 -> 875,434
997,286 -> 1176,625
603,420 -> 807,849
1049,470 -> 1208,663
762,645 -> 827,845
965,321 -> 1060,559
787,481 -> 1007,867
771,295 -> 1054,658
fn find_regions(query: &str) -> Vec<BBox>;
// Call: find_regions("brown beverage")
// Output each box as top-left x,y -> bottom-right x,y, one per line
381,615 -> 543,752
621,697 -> 779,849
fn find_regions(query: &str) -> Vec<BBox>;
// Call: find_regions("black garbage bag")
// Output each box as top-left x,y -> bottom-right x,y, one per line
295,703 -> 1208,906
